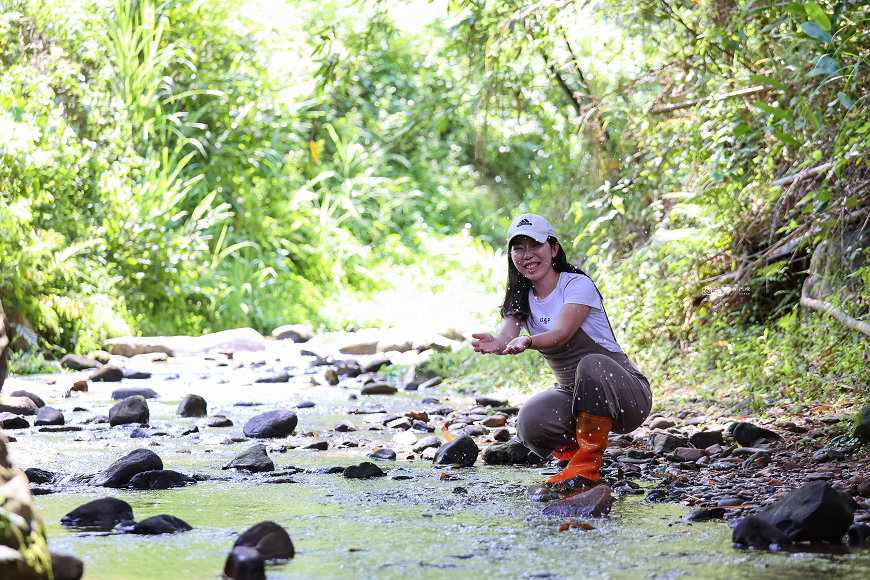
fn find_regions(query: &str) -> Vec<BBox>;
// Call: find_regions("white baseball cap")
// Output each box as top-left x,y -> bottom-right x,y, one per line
507,213 -> 557,245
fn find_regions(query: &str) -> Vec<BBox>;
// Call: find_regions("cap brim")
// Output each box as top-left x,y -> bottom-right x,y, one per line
507,229 -> 550,245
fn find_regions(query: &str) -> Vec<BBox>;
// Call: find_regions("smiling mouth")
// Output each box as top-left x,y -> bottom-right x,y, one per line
524,262 -> 540,274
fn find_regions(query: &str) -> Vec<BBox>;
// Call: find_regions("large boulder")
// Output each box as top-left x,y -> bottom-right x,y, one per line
0,433 -> 53,579
61,497 -> 134,531
105,327 -> 265,357
177,394 -> 208,417
243,410 -> 297,439
109,395 -> 150,426
89,365 -> 124,382
92,448 -> 163,488
757,480 -> 854,543
433,435 -> 479,467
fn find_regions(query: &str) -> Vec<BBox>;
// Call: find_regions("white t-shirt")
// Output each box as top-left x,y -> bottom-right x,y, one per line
524,272 -> 623,353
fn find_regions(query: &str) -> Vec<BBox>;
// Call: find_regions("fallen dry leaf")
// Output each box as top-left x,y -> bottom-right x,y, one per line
559,522 -> 595,532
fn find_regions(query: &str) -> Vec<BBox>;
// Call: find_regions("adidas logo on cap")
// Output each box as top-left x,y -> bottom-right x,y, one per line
517,218 -> 532,226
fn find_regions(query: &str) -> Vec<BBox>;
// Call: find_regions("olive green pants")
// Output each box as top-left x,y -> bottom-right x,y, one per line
516,354 -> 652,458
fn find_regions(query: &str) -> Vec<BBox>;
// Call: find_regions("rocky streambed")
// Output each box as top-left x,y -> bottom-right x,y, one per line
2,336 -> 870,579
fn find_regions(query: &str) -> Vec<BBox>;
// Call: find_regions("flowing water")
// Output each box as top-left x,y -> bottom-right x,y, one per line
5,354 -> 870,580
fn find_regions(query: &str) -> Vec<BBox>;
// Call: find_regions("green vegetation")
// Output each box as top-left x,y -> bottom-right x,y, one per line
1,0 -> 867,415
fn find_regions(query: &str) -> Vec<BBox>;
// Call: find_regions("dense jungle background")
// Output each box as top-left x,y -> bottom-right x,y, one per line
2,0 -> 868,411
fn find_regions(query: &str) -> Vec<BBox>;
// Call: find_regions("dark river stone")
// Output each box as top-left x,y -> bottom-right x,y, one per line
9,389 -> 45,408
109,395 -> 150,426
360,383 -> 398,395
24,467 -> 58,484
368,448 -> 396,461
224,546 -> 264,580
223,444 -> 274,472
90,365 -> 124,382
433,435 -> 479,467
34,406 -> 65,426
177,394 -> 208,417
343,462 -> 385,479
758,480 -> 854,543
131,514 -> 193,535
234,521 -> 295,560
732,515 -> 791,549
60,354 -> 102,370
0,412 -> 30,429
111,387 -> 159,400
243,410 -> 297,439
61,497 -> 134,530
50,552 -> 84,580
542,485 -> 613,517
128,470 -> 196,490
92,448 -> 163,487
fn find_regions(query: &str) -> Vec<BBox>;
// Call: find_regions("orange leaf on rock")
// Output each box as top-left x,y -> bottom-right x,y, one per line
559,522 -> 595,532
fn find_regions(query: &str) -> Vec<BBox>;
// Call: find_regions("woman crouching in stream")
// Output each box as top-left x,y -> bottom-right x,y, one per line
471,213 -> 652,491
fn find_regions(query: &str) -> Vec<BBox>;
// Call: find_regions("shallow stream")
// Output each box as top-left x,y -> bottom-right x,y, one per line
5,355 -> 870,579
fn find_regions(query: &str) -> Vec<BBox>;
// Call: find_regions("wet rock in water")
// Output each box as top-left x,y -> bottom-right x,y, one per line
683,507 -> 726,522
732,516 -> 791,550
412,436 -> 442,453
111,386 -> 159,400
109,395 -> 150,426
483,439 -> 537,465
128,470 -> 196,490
200,415 -> 233,428
360,383 -> 398,395
0,396 -> 38,415
272,324 -> 313,343
475,395 -> 509,407
458,424 -> 488,437
526,483 -> 560,502
334,420 -> 358,432
717,497 -> 744,507
93,448 -> 163,488
254,371 -> 290,383
122,369 -> 152,380
295,401 -> 315,409
0,412 -> 29,429
360,358 -> 389,374
304,441 -> 329,450
130,514 -> 193,535
421,447 -> 438,460
61,497 -> 135,530
433,435 -> 479,467
368,448 -> 397,461
61,354 -> 103,370
9,390 -> 45,408
51,553 -> 84,580
847,523 -> 870,546
224,546 -> 265,580
235,520 -> 295,560
177,394 -> 207,417
34,406 -> 64,426
491,427 -> 511,442
24,468 -> 58,484
243,410 -> 298,439
649,416 -> 680,430
542,485 -> 613,517
223,444 -> 274,473
343,462 -> 386,479
757,480 -> 854,543
649,433 -> 687,454
418,377 -> 442,390
309,466 -> 345,475
411,420 -> 434,433
67,381 -> 89,395
90,365 -> 124,382
689,430 -> 724,449
852,406 -> 870,444
386,417 -> 412,430
129,427 -> 150,439
732,422 -> 779,445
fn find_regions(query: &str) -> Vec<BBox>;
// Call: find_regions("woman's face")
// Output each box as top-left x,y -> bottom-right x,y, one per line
510,236 -> 558,281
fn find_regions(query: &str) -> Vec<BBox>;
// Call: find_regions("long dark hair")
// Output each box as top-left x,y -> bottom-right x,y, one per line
499,237 -> 603,325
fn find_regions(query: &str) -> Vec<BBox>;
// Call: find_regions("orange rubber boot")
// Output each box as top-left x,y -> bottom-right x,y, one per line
550,440 -> 579,461
546,412 -> 612,488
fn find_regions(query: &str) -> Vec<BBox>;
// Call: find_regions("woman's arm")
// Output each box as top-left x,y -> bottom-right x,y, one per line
471,315 -> 522,355
502,304 -> 591,354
